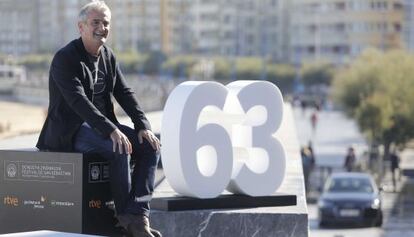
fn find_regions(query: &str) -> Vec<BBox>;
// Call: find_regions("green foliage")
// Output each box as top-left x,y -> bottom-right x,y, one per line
266,64 -> 296,92
142,51 -> 167,75
115,50 -> 146,74
332,48 -> 414,147
161,55 -> 197,78
234,57 -> 263,80
211,57 -> 232,80
301,62 -> 335,86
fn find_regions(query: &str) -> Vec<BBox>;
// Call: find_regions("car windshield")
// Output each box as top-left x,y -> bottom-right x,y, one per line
326,177 -> 374,193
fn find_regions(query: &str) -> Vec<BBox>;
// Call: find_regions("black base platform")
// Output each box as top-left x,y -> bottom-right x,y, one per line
151,193 -> 297,211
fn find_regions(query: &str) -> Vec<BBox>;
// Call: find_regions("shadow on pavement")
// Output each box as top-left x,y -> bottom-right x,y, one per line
382,178 -> 414,235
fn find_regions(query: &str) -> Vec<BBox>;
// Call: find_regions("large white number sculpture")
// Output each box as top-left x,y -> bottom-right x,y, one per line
161,82 -> 233,198
161,80 -> 286,198
225,81 -> 285,196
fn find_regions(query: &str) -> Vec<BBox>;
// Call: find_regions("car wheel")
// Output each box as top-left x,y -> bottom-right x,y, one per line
375,212 -> 383,227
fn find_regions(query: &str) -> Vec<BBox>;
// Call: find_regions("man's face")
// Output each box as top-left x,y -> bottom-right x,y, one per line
79,9 -> 111,47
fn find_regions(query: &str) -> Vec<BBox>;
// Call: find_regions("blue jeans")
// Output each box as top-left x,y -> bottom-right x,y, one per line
74,124 -> 159,217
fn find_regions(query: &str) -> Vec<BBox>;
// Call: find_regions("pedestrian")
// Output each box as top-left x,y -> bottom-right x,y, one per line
300,100 -> 307,115
308,141 -> 316,170
301,147 -> 312,194
310,111 -> 318,132
390,151 -> 400,192
36,1 -> 161,236
344,147 -> 356,172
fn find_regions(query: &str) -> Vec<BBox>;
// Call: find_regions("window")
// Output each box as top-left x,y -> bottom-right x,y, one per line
333,45 -> 347,53
308,46 -> 315,53
335,2 -> 346,10
394,23 -> 401,32
394,2 -> 403,10
224,15 -> 231,23
309,24 -> 317,33
246,34 -> 254,44
336,23 -> 346,32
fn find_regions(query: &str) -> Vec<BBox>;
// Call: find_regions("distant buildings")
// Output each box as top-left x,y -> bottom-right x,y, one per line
290,0 -> 404,65
0,0 -> 86,56
0,0 -> 289,62
162,0 -> 288,62
130,0 -> 291,61
0,0 -> 411,65
0,0 -> 38,56
109,0 -> 162,53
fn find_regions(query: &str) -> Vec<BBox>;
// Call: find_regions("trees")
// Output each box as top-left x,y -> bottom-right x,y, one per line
301,62 -> 335,87
333,49 -> 414,155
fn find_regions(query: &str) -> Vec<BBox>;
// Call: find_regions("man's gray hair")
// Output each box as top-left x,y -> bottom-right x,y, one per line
78,0 -> 111,23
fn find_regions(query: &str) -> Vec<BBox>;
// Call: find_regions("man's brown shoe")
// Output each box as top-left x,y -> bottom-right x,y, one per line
149,227 -> 162,237
118,213 -> 162,237
129,215 -> 164,237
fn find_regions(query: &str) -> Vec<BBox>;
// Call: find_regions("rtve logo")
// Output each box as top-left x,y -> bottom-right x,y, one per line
3,196 -> 19,207
88,199 -> 101,209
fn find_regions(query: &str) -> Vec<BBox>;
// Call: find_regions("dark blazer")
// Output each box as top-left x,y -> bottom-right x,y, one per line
36,38 -> 151,152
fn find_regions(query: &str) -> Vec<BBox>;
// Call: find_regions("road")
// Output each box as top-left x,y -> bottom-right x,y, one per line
293,106 -> 377,237
293,106 -> 414,237
293,106 -> 367,168
307,203 -> 382,237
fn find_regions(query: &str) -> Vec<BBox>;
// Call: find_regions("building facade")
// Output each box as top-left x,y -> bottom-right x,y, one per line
0,0 -> 87,56
0,0 -> 289,62
290,0 -> 404,65
108,0 -> 162,53
1,0 -> 408,65
403,0 -> 414,52
0,0 -> 38,56
164,0 -> 288,61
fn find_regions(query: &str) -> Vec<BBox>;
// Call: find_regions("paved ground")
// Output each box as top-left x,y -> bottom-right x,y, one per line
0,101 -> 45,139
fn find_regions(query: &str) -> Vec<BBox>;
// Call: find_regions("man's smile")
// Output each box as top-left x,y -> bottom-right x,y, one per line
94,32 -> 106,38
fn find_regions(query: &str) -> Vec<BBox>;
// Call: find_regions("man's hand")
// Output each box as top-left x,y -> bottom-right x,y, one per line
138,129 -> 161,151
110,129 -> 132,154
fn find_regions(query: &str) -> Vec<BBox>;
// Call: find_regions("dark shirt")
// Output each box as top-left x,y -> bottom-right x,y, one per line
88,54 -> 109,118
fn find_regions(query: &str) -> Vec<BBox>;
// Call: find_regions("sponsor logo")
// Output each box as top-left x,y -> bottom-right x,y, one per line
4,161 -> 74,184
51,200 -> 75,207
90,165 -> 100,181
89,199 -> 102,209
89,162 -> 110,183
6,163 -> 17,178
102,163 -> 110,180
3,196 -> 19,207
105,200 -> 115,210
23,196 -> 47,209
